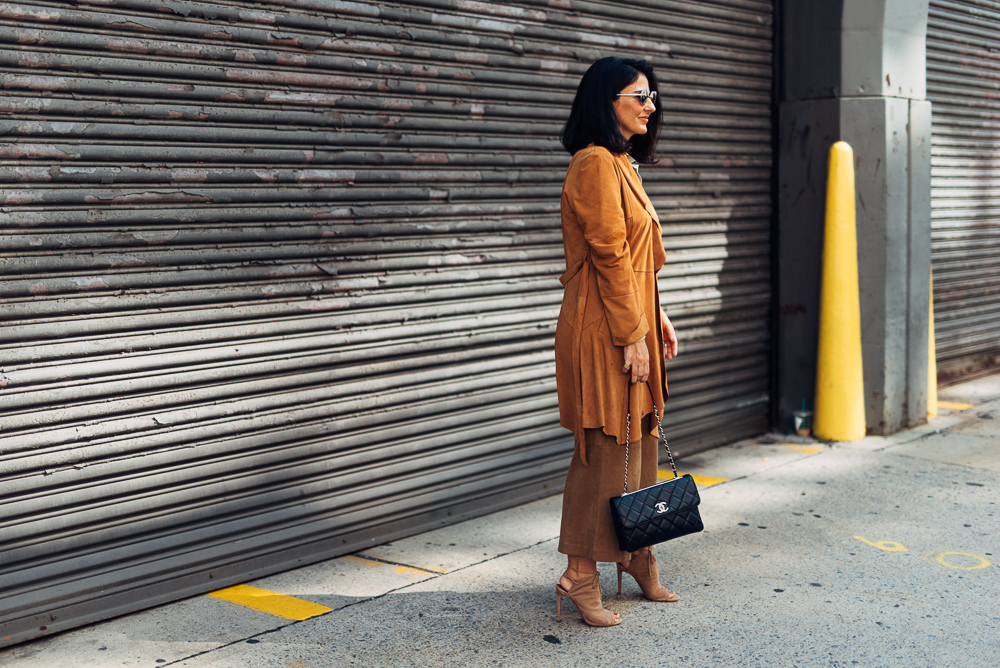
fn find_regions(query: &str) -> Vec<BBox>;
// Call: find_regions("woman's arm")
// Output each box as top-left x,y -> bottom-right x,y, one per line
623,310 -> 676,384
566,151 -> 649,348
623,338 -> 650,384
661,308 -> 678,361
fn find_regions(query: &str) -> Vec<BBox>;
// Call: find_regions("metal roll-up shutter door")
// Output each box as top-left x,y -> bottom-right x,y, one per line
0,0 -> 773,644
927,0 -> 1000,380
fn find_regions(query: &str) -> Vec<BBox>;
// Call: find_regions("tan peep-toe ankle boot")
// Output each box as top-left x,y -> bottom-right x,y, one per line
555,572 -> 622,626
617,550 -> 680,602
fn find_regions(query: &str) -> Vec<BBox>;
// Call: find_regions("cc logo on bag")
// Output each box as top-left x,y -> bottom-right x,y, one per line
655,502 -> 668,514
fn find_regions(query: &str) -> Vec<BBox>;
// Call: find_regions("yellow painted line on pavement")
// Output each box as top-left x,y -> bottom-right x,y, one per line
343,554 -> 382,568
926,551 -> 992,570
404,564 -> 445,575
206,584 -> 332,621
344,554 -> 446,575
854,535 -> 908,552
418,565 -> 449,574
659,470 -> 728,487
938,401 -> 974,410
785,444 -> 825,454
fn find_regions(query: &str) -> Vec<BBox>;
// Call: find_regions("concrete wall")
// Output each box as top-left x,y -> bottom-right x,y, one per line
777,0 -> 932,435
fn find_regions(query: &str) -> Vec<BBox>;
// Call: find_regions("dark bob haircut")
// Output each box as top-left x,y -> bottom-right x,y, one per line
560,57 -> 661,164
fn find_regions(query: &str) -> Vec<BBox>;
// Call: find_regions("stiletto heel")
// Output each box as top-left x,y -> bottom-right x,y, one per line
555,572 -> 621,627
617,566 -> 623,594
619,550 -> 680,602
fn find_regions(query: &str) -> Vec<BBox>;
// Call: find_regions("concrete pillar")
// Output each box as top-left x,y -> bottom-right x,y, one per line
777,0 -> 932,435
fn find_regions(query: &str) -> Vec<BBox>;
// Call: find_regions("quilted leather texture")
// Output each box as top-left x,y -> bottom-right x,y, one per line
609,474 -> 704,553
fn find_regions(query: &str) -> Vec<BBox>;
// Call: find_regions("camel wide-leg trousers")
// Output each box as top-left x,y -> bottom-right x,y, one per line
558,415 -> 659,563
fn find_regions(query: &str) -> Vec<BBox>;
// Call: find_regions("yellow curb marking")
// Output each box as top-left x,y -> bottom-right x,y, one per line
342,555 -> 381,568
926,551 -> 992,570
401,564 -> 443,576
937,401 -> 974,410
659,471 -> 728,487
343,554 -> 444,576
854,535 -> 908,552
785,444 -> 825,454
206,584 -> 332,621
419,565 -> 449,574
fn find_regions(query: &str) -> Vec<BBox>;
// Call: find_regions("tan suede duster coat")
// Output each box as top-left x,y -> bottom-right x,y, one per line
554,145 -> 668,465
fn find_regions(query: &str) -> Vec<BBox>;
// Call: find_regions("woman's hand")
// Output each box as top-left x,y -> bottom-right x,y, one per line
661,309 -> 678,361
623,339 -> 650,384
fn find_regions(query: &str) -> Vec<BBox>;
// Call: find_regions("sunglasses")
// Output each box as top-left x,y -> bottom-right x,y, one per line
616,89 -> 657,105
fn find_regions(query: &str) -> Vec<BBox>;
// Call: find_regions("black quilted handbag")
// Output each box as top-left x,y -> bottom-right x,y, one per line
609,381 -> 704,553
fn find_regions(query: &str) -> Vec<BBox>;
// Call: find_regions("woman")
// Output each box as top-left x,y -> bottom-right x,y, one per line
553,57 -> 680,627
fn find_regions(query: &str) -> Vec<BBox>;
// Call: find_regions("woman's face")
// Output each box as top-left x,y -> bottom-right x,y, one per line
613,73 -> 655,141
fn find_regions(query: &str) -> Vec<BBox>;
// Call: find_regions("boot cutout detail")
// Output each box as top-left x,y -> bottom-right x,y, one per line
556,572 -> 621,626
617,550 -> 680,602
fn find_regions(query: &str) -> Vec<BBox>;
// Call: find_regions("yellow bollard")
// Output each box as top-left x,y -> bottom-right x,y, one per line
928,275 -> 938,418
813,141 -> 866,441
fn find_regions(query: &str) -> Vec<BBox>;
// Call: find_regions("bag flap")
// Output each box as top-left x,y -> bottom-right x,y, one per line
612,474 -> 701,530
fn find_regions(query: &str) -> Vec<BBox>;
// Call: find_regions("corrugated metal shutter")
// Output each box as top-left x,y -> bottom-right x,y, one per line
0,0 -> 773,644
927,0 -> 1000,380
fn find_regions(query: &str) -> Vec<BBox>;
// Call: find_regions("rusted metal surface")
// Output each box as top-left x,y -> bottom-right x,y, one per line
0,0 -> 774,646
927,0 -> 1000,380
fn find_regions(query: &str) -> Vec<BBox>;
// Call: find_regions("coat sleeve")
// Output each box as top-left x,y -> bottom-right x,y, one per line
565,151 -> 649,346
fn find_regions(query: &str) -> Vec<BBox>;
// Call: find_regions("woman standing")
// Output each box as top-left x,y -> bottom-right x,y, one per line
554,57 -> 680,627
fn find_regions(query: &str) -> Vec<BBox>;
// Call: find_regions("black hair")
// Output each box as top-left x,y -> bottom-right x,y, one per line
560,57 -> 661,164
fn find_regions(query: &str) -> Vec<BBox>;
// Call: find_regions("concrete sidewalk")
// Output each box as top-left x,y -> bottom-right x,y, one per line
3,375 -> 999,667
